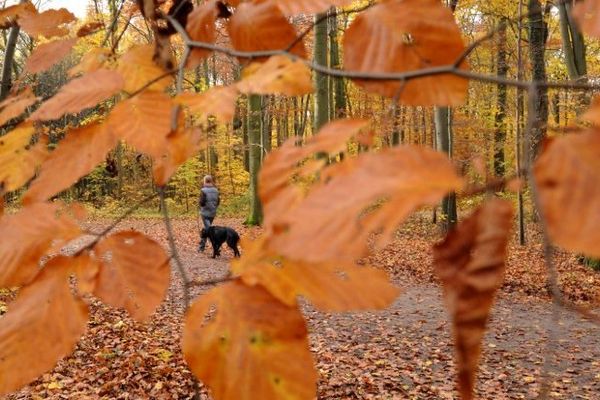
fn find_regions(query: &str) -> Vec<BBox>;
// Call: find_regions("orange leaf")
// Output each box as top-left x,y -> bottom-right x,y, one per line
343,0 -> 468,105
0,87 -> 39,127
228,1 -> 306,61
237,55 -> 313,96
183,281 -> 317,400
68,47 -> 112,77
30,70 -> 123,121
185,0 -> 218,68
19,8 -> 76,39
76,20 -> 104,37
175,85 -> 239,123
24,123 -> 119,204
0,2 -> 36,29
274,0 -> 354,16
0,122 -> 48,192
94,231 -> 170,321
72,252 -> 101,295
0,202 -> 81,287
153,127 -> 205,185
573,0 -> 600,38
117,45 -> 173,93
233,238 -> 400,311
534,130 -> 600,258
0,256 -> 88,396
433,198 -> 513,400
108,90 -> 173,159
24,37 -> 77,74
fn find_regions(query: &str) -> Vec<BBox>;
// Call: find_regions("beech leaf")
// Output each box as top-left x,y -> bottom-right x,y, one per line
0,2 -> 36,29
94,231 -> 170,322
433,198 -> 513,400
153,127 -> 205,186
19,8 -> 76,39
274,0 -> 354,16
343,0 -> 468,105
175,85 -> 239,123
117,45 -> 173,93
185,0 -> 219,68
0,88 -> 39,127
183,281 -> 317,400
68,47 -> 112,77
573,0 -> 600,38
237,56 -> 313,96
24,37 -> 77,74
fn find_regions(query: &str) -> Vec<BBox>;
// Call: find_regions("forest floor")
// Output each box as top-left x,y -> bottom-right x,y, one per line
5,215 -> 600,400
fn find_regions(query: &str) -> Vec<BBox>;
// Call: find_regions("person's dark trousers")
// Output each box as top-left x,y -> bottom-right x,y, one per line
199,216 -> 214,251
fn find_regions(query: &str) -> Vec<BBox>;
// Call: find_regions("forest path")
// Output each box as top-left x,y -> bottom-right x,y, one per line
8,218 -> 600,399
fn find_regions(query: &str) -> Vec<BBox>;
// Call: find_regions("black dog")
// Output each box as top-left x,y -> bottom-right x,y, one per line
201,226 -> 241,258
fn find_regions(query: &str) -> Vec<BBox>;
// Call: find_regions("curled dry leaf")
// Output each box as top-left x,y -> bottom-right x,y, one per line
0,2 -> 36,29
0,256 -> 88,396
19,8 -> 76,39
94,231 -> 170,322
68,47 -> 112,77
534,130 -> 600,258
433,198 -> 513,400
0,87 -> 39,127
24,122 -> 119,204
117,45 -> 173,93
228,0 -> 306,61
237,55 -> 313,96
0,122 -> 48,192
76,20 -> 104,37
0,202 -> 81,287
264,142 -> 463,263
573,0 -> 600,37
274,0 -> 354,16
108,90 -> 173,159
183,280 -> 317,400
343,0 -> 468,105
30,70 -> 124,121
175,85 -> 239,123
232,238 -> 400,311
24,37 -> 78,74
185,0 -> 219,68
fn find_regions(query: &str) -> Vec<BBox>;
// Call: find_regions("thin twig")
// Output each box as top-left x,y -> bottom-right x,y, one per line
187,275 -> 233,288
101,0 -> 127,47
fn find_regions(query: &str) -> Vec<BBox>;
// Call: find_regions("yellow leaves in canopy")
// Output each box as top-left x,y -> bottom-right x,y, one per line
343,0 -> 468,105
24,123 -> 119,204
228,1 -> 306,60
274,0 -> 354,16
534,130 -> 600,258
94,231 -> 170,322
117,45 -> 173,93
183,281 -> 317,400
24,37 -> 78,74
185,0 -> 219,68
433,198 -> 513,400
0,122 -> 48,192
30,70 -> 124,121
0,202 -> 81,288
19,8 -> 76,39
175,85 -> 239,123
0,88 -> 39,127
237,56 -> 313,96
0,256 -> 88,396
108,90 -> 173,159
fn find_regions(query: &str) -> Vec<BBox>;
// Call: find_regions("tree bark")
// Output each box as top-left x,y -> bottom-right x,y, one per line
246,94 -> 263,225
494,17 -> 508,177
313,12 -> 329,133
0,24 -> 20,101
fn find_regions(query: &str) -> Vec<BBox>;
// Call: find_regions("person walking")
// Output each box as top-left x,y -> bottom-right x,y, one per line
198,175 -> 220,252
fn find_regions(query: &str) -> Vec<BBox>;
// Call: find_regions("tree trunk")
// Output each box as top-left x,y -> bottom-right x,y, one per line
494,17 -> 508,177
0,24 -> 20,101
329,9 -> 347,119
313,12 -> 329,133
246,94 -> 263,225
435,106 -> 457,231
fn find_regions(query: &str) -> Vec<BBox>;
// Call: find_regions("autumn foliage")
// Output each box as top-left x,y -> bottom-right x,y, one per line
1,0 -> 600,399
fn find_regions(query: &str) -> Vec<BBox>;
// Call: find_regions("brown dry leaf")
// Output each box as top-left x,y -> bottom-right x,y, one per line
433,198 -> 513,400
0,256 -> 88,396
233,238 -> 400,311
19,8 -> 76,39
265,145 -> 463,263
185,0 -> 219,68
183,280 -> 317,400
175,85 -> 239,123
343,0 -> 468,105
274,0 -> 354,16
153,127 -> 205,185
94,231 -> 170,322
24,37 -> 77,74
534,130 -> 600,258
108,90 -> 173,159
0,2 -> 36,29
237,55 -> 313,96
0,122 -> 48,192
0,87 -> 39,127
0,202 -> 81,287
228,1 -> 306,61
68,47 -> 112,77
72,252 -> 100,295
76,20 -> 104,37
117,45 -> 173,93
24,122 -> 119,204
573,0 -> 600,37
30,70 -> 124,121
